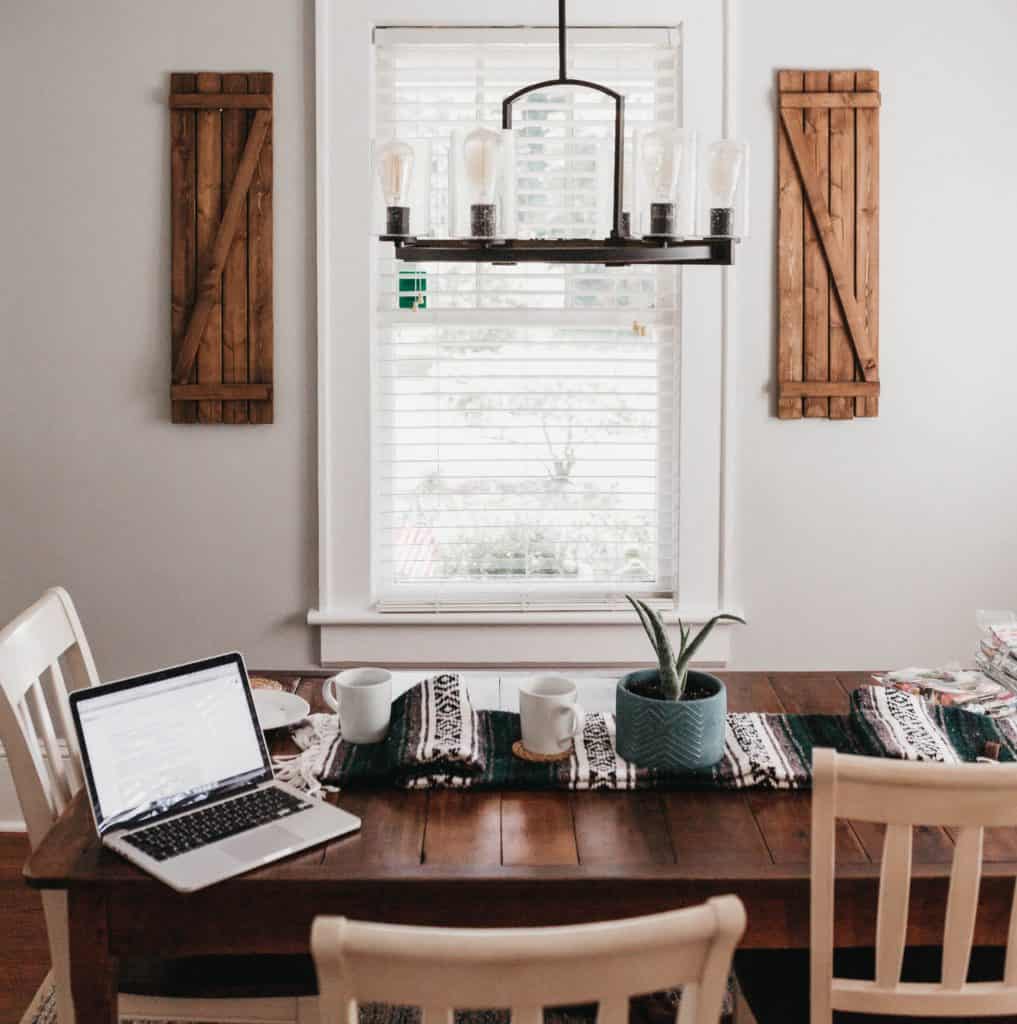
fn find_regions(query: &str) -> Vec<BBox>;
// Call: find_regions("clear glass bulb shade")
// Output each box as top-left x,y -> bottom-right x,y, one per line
640,129 -> 683,203
463,127 -> 502,205
376,139 -> 415,206
706,140 -> 746,206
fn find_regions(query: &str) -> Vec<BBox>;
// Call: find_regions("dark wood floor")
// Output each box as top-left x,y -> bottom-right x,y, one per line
1,833 -> 49,1023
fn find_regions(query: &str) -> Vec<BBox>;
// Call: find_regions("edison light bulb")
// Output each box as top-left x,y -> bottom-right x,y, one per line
463,126 -> 501,237
706,140 -> 746,236
377,139 -> 414,236
640,129 -> 683,236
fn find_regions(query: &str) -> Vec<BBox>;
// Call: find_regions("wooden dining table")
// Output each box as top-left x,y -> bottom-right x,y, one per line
24,670 -> 1017,1024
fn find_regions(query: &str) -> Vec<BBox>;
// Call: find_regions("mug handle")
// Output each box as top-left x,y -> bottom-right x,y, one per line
323,676 -> 341,713
561,703 -> 586,743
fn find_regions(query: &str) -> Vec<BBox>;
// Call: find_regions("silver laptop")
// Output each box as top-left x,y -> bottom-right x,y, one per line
70,652 -> 360,892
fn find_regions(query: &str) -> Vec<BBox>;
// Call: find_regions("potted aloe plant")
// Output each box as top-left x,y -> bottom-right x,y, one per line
616,596 -> 745,771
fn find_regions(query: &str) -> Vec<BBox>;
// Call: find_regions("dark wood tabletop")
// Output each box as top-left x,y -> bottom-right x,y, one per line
24,670 -> 1017,1024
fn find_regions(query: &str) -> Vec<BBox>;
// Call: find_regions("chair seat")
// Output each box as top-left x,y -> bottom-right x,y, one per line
735,946 -> 1008,1024
119,954 -> 318,1000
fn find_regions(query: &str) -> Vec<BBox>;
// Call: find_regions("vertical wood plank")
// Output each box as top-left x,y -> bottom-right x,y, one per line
423,792 -> 502,866
828,71 -> 856,420
170,73 -> 197,423
777,70 -> 805,419
323,791 -> 427,869
666,792 -> 772,866
803,71 -> 831,418
195,72 -> 223,423
501,793 -> 578,866
855,70 -> 880,417
222,73 -> 250,423
248,72 -> 274,424
769,671 -> 851,714
720,672 -> 783,713
572,792 -> 674,865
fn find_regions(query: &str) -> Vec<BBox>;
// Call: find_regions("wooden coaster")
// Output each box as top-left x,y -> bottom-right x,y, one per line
250,676 -> 284,692
511,739 -> 572,764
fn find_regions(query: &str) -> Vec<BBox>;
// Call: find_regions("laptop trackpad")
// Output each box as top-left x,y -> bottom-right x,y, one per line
221,825 -> 302,862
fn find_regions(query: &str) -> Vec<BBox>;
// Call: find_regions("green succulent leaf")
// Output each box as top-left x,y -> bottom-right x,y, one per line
676,613 -> 746,674
626,594 -> 661,657
626,595 -> 679,700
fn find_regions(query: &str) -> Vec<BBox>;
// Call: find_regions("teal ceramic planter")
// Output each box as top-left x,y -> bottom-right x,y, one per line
615,669 -> 727,771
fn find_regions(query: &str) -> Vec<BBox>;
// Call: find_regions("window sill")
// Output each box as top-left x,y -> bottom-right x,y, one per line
307,607 -> 740,627
307,608 -> 742,667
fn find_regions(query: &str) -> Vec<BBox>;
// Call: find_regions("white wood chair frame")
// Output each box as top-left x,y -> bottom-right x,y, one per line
311,896 -> 746,1024
811,747 -> 1017,1022
0,587 -> 317,1024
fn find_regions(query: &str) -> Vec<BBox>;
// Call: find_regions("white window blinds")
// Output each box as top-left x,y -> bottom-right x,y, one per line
372,26 -> 682,611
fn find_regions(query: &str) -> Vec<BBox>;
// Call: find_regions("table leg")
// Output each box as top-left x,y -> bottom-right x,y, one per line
68,888 -> 118,1024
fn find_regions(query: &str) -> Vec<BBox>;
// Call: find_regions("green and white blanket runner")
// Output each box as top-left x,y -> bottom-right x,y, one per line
280,674 -> 1016,795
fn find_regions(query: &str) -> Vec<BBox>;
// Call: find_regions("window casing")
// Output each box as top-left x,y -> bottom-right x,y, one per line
313,0 -> 733,667
372,27 -> 682,611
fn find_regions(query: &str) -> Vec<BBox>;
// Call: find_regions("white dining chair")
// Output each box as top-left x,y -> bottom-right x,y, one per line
737,746 -> 1017,1024
311,896 -> 746,1024
0,587 -> 318,1024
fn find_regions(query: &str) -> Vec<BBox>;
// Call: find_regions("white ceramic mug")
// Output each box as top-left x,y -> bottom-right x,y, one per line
324,668 -> 393,744
518,674 -> 586,756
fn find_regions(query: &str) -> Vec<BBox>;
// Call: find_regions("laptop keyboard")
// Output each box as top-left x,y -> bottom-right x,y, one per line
122,787 -> 313,862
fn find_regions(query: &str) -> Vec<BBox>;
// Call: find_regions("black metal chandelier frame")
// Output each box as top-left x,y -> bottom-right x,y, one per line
380,0 -> 737,267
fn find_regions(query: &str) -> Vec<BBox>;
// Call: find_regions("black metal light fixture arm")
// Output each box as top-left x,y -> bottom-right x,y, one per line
500,0 -> 626,239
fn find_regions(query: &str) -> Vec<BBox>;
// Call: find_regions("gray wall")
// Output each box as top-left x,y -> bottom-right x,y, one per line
3,0 -> 1017,676
1,0 -> 319,676
732,0 -> 1017,668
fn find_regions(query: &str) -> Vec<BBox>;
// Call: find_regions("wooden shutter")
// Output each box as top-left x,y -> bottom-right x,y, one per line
777,70 -> 880,419
169,72 -> 274,424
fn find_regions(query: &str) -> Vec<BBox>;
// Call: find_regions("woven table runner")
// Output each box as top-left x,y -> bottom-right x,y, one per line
279,675 -> 1017,795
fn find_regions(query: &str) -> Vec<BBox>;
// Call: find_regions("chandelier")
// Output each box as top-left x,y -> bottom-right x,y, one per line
375,0 -> 747,266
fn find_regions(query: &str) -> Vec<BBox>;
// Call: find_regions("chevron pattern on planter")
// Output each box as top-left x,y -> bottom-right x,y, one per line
615,670 -> 727,771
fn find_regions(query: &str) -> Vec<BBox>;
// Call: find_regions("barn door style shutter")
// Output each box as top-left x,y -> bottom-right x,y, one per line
169,72 -> 274,424
777,70 -> 880,419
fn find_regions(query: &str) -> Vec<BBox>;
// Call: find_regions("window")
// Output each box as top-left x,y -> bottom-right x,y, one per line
313,1 -> 732,665
372,27 -> 682,611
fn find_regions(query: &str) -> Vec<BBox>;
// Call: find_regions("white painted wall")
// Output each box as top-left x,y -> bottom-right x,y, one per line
3,0 -> 1016,676
1,0 -> 319,678
731,0 -> 1017,668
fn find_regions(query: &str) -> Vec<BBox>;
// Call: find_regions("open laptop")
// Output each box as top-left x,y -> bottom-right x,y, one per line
69,652 -> 360,892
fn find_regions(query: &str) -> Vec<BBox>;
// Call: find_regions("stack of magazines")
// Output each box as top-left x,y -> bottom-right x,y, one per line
872,666 -> 1017,718
975,617 -> 1017,711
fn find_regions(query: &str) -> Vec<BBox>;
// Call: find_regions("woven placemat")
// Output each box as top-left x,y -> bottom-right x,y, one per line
511,739 -> 571,763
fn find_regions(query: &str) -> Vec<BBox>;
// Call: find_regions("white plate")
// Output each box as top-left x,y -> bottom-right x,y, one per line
252,690 -> 310,731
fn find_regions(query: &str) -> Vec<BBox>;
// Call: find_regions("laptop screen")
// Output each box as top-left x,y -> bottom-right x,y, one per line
72,654 -> 271,833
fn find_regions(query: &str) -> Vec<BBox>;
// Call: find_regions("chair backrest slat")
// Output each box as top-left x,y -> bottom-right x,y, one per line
942,826 -> 984,989
812,749 -> 1017,1022
1004,879 -> 1017,986
25,679 -> 71,813
312,898 -> 745,1024
47,660 -> 84,791
674,987 -> 698,1024
875,823 -> 912,988
0,588 -> 100,848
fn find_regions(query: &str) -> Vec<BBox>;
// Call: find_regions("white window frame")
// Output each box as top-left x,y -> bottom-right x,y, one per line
310,0 -> 740,666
